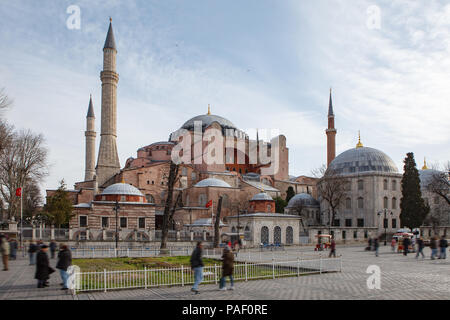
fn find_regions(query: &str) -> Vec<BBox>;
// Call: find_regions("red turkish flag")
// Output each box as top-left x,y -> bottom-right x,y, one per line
16,188 -> 22,197
205,200 -> 212,208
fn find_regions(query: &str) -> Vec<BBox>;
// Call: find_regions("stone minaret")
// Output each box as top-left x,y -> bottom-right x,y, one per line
96,19 -> 120,186
85,95 -> 96,181
326,89 -> 337,167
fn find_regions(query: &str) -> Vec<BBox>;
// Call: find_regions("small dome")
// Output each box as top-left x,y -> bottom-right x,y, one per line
102,183 -> 144,196
328,147 -> 398,175
194,178 -> 232,188
287,193 -> 319,208
251,193 -> 273,201
181,114 -> 237,131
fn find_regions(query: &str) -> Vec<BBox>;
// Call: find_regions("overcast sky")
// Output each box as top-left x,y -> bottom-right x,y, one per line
1,0 -> 449,197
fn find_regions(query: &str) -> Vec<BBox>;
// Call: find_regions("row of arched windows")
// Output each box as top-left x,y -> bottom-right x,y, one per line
260,226 -> 293,245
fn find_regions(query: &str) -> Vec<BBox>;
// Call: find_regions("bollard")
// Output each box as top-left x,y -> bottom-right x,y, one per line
181,265 -> 184,287
104,269 -> 107,293
245,262 -> 248,282
144,267 -> 147,289
272,259 -> 275,279
214,264 -> 218,284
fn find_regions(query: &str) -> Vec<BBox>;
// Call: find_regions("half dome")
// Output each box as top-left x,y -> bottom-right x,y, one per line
328,147 -> 398,175
194,178 -> 232,188
102,182 -> 144,196
287,193 -> 319,208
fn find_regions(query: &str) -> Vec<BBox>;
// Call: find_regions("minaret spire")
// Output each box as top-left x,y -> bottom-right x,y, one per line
422,157 -> 429,170
96,20 -> 120,186
85,95 -> 96,181
326,88 -> 337,167
207,104 -> 211,115
356,130 -> 364,148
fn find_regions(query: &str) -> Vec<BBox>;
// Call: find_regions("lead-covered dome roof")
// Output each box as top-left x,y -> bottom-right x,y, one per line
251,193 -> 273,201
102,183 -> 144,196
419,169 -> 442,188
194,178 -> 232,188
287,193 -> 319,208
181,114 -> 237,131
328,147 -> 398,175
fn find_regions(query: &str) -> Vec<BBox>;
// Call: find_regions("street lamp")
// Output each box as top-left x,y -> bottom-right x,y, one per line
113,200 -> 120,250
377,209 -> 393,246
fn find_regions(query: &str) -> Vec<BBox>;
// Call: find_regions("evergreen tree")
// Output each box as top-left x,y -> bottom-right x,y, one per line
44,180 -> 74,228
274,197 -> 287,213
286,186 -> 295,203
400,153 -> 429,229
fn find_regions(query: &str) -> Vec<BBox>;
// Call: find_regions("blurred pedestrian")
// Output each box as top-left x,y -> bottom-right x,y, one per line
49,240 -> 57,259
415,237 -> 425,259
0,235 -> 10,271
329,238 -> 336,258
35,245 -> 55,288
9,238 -> 17,260
391,238 -> 397,252
403,237 -> 411,256
439,236 -> 448,259
190,241 -> 204,294
56,244 -> 72,290
430,236 -> 438,260
374,237 -> 379,257
219,246 -> 235,291
28,241 -> 38,265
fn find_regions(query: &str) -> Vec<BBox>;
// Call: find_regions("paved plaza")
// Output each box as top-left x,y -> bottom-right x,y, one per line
0,245 -> 449,300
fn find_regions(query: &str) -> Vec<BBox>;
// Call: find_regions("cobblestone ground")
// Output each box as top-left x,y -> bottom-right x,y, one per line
1,245 -> 449,300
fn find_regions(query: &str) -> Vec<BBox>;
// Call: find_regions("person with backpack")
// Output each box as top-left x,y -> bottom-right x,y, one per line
402,237 -> 411,256
430,236 -> 438,260
56,244 -> 72,290
439,236 -> 448,259
374,237 -> 380,257
28,241 -> 38,265
415,237 -> 425,259
190,242 -> 204,294
35,245 -> 55,288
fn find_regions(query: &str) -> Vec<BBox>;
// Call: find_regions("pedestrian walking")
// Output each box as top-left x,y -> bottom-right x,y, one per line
219,246 -> 235,291
28,241 -> 38,265
190,241 -> 204,294
35,245 -> 55,288
9,238 -> 17,260
56,244 -> 72,290
438,236 -> 448,259
0,235 -> 10,271
49,240 -> 57,259
329,238 -> 336,258
374,237 -> 380,257
402,237 -> 410,256
391,238 -> 397,252
430,236 -> 438,260
367,238 -> 373,251
415,237 -> 425,259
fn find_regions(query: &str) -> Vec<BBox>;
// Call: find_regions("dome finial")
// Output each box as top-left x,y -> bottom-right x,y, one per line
121,176 -> 125,184
422,157 -> 429,170
356,130 -> 363,148
207,104 -> 211,115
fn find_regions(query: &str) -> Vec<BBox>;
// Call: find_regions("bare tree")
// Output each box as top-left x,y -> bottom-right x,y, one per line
0,130 -> 48,220
0,121 -> 13,157
316,168 -> 349,228
213,196 -> 223,248
0,88 -> 13,115
160,161 -> 182,250
426,162 -> 450,206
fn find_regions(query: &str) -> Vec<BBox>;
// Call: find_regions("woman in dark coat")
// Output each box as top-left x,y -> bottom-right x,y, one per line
219,246 -> 234,291
56,244 -> 72,290
35,245 -> 54,288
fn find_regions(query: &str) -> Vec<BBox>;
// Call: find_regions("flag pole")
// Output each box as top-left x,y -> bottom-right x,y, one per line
20,186 -> 23,255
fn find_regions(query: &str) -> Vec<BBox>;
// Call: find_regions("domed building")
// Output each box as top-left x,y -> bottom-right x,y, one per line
285,193 -> 320,226
317,133 -> 402,242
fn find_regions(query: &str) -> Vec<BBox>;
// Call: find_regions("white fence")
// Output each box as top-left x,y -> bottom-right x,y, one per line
72,257 -> 342,294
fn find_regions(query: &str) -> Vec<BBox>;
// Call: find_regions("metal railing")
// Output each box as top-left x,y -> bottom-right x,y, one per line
72,257 -> 342,293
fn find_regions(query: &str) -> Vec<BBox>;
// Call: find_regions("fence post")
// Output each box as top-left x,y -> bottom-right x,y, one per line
104,269 -> 107,293
340,256 -> 342,272
181,265 -> 184,287
319,256 -> 322,274
272,259 -> 275,279
214,264 -> 218,284
297,258 -> 300,277
245,262 -> 248,282
144,267 -> 147,289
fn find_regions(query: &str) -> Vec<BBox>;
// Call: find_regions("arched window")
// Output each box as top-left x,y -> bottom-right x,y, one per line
392,197 -> 397,209
198,194 -> 207,206
267,204 -> 272,212
244,226 -> 251,241
358,197 -> 364,209
145,194 -> 155,203
231,226 -> 236,233
191,172 -> 197,181
345,197 -> 352,209
160,191 -> 166,204
383,179 -> 388,190
286,226 -> 293,244
358,180 -> 364,191
274,226 -> 282,244
261,226 -> 269,245
384,197 -> 388,209
181,167 -> 188,176
392,180 -> 397,190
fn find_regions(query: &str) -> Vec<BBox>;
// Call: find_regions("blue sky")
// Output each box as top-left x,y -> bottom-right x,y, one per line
1,0 -> 449,195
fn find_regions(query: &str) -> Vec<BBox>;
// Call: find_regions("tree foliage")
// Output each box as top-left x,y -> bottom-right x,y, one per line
44,180 -> 74,227
274,197 -> 287,213
285,186 -> 295,203
400,153 -> 429,229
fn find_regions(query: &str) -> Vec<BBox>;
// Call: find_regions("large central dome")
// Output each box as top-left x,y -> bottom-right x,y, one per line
328,147 -> 398,175
181,114 -> 237,131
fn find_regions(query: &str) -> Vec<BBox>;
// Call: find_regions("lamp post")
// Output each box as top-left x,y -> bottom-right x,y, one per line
113,200 -> 120,250
377,209 -> 393,246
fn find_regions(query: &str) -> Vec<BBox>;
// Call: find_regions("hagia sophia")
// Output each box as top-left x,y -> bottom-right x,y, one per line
46,21 -> 449,245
